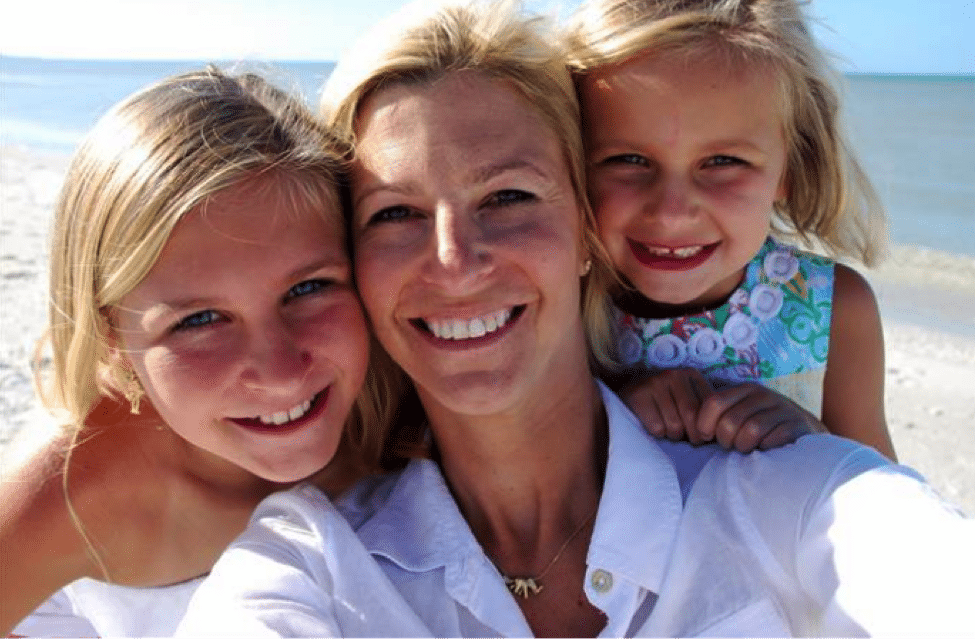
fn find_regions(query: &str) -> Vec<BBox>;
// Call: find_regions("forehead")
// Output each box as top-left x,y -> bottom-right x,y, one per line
585,48 -> 788,124
199,171 -> 342,231
353,72 -> 563,172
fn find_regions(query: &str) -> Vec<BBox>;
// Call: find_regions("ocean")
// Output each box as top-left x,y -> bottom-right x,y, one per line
2,56 -> 973,256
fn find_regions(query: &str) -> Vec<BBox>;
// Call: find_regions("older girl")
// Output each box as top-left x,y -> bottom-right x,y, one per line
1,68 -> 396,636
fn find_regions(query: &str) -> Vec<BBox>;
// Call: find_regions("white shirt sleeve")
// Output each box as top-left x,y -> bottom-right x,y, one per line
175,487 -> 343,638
175,484 -> 432,638
798,460 -> 975,636
11,588 -> 99,638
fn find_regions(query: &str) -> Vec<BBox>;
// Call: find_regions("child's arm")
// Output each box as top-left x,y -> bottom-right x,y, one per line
821,264 -> 896,460
620,370 -> 824,452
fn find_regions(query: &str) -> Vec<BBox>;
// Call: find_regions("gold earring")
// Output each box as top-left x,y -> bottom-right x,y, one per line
581,259 -> 593,276
119,367 -> 144,414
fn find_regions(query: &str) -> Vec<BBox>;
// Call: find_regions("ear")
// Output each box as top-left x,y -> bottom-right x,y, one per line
101,308 -> 129,369
580,258 -> 593,277
775,167 -> 789,202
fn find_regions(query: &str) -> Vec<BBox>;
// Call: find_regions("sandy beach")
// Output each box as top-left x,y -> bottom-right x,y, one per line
2,143 -> 974,516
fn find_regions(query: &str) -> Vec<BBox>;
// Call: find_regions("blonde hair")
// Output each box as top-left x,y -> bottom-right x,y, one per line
566,0 -> 887,266
39,67 -> 396,473
321,0 -> 621,372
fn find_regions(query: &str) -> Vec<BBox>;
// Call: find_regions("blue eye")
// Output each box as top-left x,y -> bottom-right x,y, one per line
490,190 -> 535,207
603,154 -> 649,167
287,279 -> 330,299
368,206 -> 414,225
173,310 -> 220,331
704,155 -> 746,168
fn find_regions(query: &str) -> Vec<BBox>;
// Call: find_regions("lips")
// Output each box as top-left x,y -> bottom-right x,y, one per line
628,239 -> 718,270
228,388 -> 330,434
411,305 -> 525,345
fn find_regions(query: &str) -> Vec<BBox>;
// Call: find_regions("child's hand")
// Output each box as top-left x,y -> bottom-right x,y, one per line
619,368 -> 715,443
696,383 -> 826,452
622,373 -> 825,452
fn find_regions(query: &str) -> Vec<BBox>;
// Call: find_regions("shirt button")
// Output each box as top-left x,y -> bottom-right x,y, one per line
590,569 -> 613,593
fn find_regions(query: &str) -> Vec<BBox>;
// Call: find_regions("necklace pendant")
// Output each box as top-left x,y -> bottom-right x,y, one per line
505,576 -> 543,598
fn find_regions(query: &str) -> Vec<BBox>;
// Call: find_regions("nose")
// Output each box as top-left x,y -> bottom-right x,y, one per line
645,173 -> 698,227
423,204 -> 492,290
238,317 -> 311,397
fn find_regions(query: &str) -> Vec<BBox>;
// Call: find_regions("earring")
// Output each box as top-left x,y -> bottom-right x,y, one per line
581,259 -> 593,276
119,367 -> 144,414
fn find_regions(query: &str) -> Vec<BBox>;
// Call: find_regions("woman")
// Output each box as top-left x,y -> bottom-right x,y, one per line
177,2 -> 973,636
1,69 -> 398,636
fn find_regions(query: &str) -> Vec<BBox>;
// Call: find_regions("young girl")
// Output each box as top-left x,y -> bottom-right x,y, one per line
0,68 -> 398,636
566,0 -> 896,458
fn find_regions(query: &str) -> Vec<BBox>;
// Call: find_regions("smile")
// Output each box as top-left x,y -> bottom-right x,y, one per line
258,396 -> 316,426
629,239 -> 719,270
229,389 -> 329,433
415,306 -> 523,341
642,244 -> 705,258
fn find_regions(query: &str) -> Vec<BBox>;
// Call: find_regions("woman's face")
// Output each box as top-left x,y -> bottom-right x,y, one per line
350,72 -> 590,419
113,173 -> 369,483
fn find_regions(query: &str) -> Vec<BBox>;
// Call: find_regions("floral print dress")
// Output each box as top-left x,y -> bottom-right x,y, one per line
614,237 -> 835,417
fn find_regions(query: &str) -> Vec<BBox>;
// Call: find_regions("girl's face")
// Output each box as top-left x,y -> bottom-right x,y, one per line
581,51 -> 788,314
350,72 -> 590,419
112,174 -> 369,483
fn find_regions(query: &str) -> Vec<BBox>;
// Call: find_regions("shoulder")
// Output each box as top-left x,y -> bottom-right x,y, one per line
202,483 -> 377,591
699,434 -> 891,515
0,429 -> 97,632
244,484 -> 352,551
826,263 -> 883,372
3,399 -> 204,579
1,430 -> 89,570
831,263 -> 880,317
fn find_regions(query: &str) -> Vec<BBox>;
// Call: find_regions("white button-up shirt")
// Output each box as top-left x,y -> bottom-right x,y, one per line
177,382 -> 974,637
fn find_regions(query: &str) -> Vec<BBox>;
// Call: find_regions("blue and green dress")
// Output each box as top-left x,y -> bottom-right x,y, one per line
614,237 -> 835,417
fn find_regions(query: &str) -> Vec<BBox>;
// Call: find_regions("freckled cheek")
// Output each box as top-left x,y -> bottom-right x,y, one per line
302,300 -> 371,384
138,345 -> 239,406
511,225 -> 583,286
588,195 -> 635,254
702,175 -> 779,213
353,248 -> 405,324
591,178 -> 643,225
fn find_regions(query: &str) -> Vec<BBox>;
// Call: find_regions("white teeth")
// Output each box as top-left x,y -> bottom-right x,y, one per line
427,309 -> 513,340
672,246 -> 703,258
258,397 -> 313,426
646,245 -> 704,258
483,313 -> 498,333
469,317 -> 487,338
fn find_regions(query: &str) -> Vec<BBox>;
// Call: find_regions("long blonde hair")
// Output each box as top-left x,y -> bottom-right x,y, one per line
39,67 -> 396,472
565,0 -> 887,266
321,0 -> 621,373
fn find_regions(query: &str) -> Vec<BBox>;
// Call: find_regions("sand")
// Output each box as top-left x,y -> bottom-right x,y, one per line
2,143 -> 974,516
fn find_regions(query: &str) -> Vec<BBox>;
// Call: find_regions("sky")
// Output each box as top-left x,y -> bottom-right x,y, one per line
2,0 -> 973,74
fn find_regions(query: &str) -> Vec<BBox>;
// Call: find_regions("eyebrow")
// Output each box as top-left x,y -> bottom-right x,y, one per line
470,158 -> 552,184
141,257 -> 349,315
591,136 -> 770,158
354,157 -> 555,209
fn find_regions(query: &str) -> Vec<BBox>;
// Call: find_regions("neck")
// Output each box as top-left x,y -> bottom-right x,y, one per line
425,371 -> 607,570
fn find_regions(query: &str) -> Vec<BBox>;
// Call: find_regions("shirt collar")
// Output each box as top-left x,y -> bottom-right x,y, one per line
356,456 -> 473,572
589,380 -> 685,593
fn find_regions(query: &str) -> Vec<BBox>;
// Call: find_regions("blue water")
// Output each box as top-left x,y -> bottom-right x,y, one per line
2,57 -> 973,256
1,57 -> 334,149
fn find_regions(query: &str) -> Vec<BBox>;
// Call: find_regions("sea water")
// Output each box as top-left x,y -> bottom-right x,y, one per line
2,56 -> 973,256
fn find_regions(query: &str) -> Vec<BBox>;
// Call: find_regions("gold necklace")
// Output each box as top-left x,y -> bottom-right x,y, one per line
495,505 -> 599,599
